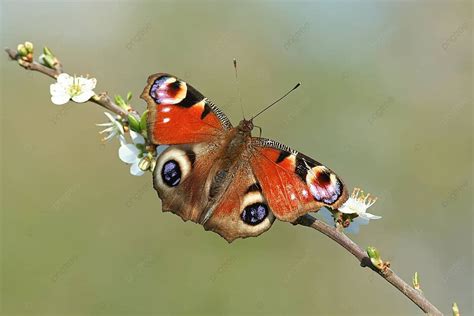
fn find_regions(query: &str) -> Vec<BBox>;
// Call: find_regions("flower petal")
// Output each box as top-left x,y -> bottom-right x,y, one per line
96,122 -> 113,127
57,73 -> 73,86
156,145 -> 169,157
119,135 -> 127,146
50,82 -> 68,96
361,212 -> 382,220
78,77 -> 97,90
103,112 -> 116,123
130,161 -> 145,176
119,144 -> 140,163
99,126 -> 115,134
130,130 -> 145,145
113,120 -> 125,135
338,204 -> 357,214
72,90 -> 95,103
345,221 -> 360,234
51,93 -> 71,105
354,216 -> 370,225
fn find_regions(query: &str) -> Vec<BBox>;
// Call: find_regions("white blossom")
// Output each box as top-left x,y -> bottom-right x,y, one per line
96,112 -> 124,142
339,188 -> 381,220
50,73 -> 96,105
118,131 -> 147,176
317,188 -> 381,234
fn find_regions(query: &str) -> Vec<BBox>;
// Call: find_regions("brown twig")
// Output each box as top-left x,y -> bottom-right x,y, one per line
4,47 -> 139,120
5,45 -> 444,315
295,214 -> 443,315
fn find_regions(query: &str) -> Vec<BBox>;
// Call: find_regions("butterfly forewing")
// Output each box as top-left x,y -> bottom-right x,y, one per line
249,138 -> 348,222
140,73 -> 232,145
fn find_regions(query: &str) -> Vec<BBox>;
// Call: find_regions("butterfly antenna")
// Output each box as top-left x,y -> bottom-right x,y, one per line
250,82 -> 301,121
233,58 -> 246,119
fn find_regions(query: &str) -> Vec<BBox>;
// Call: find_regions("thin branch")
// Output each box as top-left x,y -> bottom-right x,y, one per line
4,47 -> 139,120
5,45 -> 444,316
295,214 -> 443,315
6,47 -> 59,79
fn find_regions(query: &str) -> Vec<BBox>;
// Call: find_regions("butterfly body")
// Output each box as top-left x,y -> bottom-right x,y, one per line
141,73 -> 348,242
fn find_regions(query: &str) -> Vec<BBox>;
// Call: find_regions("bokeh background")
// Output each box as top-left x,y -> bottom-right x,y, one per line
1,1 -> 472,315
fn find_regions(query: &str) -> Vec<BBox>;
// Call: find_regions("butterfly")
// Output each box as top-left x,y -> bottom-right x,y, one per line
140,73 -> 349,242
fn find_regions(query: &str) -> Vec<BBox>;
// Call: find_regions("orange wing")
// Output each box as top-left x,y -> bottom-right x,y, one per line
250,138 -> 348,222
140,73 -> 232,145
203,162 -> 276,242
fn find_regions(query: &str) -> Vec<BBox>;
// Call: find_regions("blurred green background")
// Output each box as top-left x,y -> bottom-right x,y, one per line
1,1 -> 472,315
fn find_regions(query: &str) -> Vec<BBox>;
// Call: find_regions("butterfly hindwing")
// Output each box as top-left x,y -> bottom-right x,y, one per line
153,141 -> 276,242
153,142 -> 223,224
140,73 -> 232,145
203,161 -> 276,242
250,138 -> 348,222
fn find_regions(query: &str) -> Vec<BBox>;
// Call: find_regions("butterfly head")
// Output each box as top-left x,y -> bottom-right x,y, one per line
237,119 -> 254,133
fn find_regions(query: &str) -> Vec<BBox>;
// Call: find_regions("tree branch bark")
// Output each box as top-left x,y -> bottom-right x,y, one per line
295,214 -> 443,315
4,47 -> 139,120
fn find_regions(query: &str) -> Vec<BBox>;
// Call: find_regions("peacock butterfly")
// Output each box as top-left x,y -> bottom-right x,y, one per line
140,73 -> 348,242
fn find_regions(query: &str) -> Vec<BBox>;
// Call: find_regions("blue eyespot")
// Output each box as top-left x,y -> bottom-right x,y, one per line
241,203 -> 268,225
161,160 -> 181,187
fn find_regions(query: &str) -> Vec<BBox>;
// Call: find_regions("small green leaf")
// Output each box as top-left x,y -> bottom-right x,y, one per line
140,110 -> 148,133
126,91 -> 132,102
114,95 -> 127,109
128,114 -> 141,133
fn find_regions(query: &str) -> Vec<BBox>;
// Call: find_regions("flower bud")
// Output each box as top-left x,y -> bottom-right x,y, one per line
452,302 -> 460,316
22,53 -> 34,62
24,41 -> 34,53
17,44 -> 28,57
138,157 -> 151,171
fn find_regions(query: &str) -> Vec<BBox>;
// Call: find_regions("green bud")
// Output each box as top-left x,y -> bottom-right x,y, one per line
366,246 -> 383,269
126,91 -> 132,102
40,54 -> 55,68
43,46 -> 54,57
17,44 -> 28,57
412,272 -> 421,291
140,110 -> 148,133
24,41 -> 34,53
128,114 -> 141,133
452,302 -> 460,316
